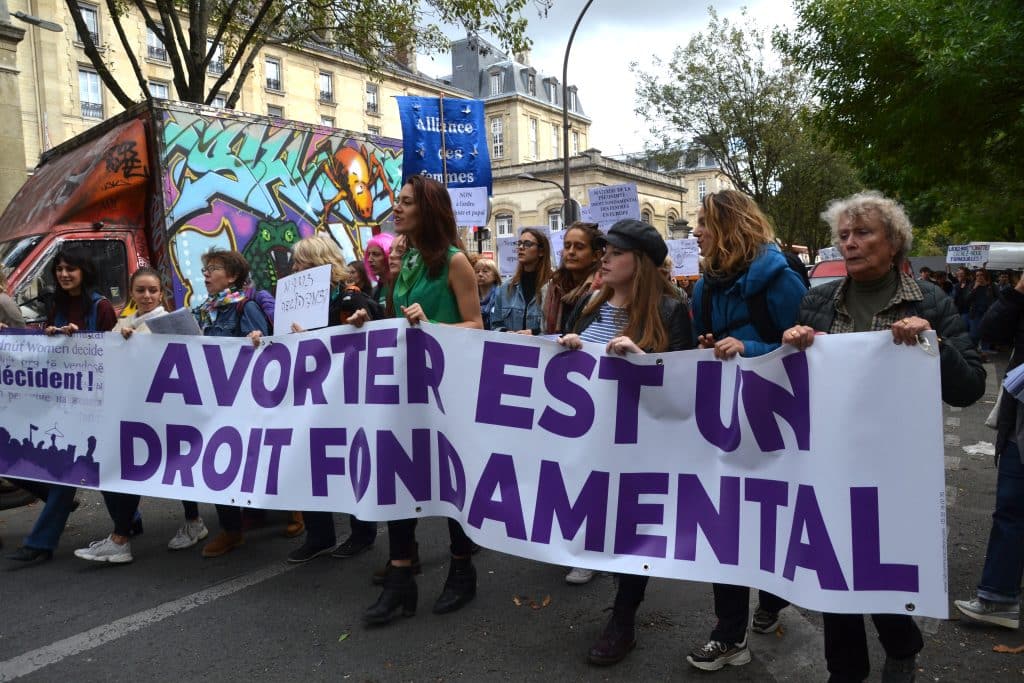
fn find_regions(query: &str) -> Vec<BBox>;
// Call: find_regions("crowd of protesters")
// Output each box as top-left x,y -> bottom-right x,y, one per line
0,182 -> 1008,683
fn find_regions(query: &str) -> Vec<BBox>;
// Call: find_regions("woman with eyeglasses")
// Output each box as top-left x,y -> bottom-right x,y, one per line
349,175 -> 483,626
556,219 -> 694,665
490,228 -> 552,334
543,221 -> 605,334
190,248 -> 270,558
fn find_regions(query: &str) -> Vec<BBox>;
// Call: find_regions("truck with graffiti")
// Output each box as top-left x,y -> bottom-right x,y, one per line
0,99 -> 404,326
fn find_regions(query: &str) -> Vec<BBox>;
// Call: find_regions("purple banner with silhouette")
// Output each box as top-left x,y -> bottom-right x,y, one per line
0,324 -> 947,618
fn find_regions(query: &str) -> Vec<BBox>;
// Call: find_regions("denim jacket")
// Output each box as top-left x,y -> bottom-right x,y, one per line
490,278 -> 547,333
197,300 -> 270,338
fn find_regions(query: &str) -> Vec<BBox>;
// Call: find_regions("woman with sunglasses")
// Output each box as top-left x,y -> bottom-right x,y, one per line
490,228 -> 552,334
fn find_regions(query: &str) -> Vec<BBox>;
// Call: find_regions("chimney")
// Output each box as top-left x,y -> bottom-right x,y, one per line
515,48 -> 531,66
393,41 -> 417,72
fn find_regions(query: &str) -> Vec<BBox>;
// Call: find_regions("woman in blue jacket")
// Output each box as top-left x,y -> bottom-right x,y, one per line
686,190 -> 808,672
489,228 -> 552,334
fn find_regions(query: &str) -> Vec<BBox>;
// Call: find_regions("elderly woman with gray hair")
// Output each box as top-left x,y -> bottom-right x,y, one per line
783,191 -> 984,682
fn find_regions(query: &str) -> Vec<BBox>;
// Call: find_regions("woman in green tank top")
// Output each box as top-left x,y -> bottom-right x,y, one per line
353,175 -> 483,627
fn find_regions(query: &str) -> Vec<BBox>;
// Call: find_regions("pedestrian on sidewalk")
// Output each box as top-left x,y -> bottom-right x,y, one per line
784,190 -> 985,682
954,271 -> 1024,632
687,189 -> 808,672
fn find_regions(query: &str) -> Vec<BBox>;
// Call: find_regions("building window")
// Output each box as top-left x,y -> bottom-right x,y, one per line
569,88 -> 578,111
490,73 -> 502,96
211,94 -> 226,108
78,68 -> 103,119
367,125 -> 381,136
527,74 -> 536,96
320,116 -> 335,127
319,72 -> 334,103
267,104 -> 283,118
641,210 -> 652,225
490,116 -> 504,159
265,57 -> 281,91
698,180 -> 707,202
528,117 -> 538,159
77,3 -> 99,44
148,81 -> 169,99
495,213 -> 513,237
207,40 -> 224,75
551,124 -> 560,158
547,208 -> 563,232
571,130 -> 580,155
146,28 -> 166,61
366,82 -> 379,114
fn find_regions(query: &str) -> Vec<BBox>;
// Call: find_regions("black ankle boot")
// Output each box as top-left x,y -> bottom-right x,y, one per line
587,606 -> 637,666
363,565 -> 417,625
433,557 -> 477,614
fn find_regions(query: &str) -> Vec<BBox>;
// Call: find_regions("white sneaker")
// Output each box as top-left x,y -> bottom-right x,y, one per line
565,567 -> 595,584
74,535 -> 133,563
168,517 -> 209,550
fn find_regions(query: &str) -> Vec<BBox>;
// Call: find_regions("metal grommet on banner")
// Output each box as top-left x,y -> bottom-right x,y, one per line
905,603 -> 916,612
655,358 -> 663,366
415,506 -> 422,513
642,563 -> 650,572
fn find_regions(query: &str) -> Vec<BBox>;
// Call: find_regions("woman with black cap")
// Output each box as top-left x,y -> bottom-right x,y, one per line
557,218 -> 694,665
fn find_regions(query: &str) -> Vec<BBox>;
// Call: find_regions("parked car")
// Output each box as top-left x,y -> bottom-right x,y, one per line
809,258 -> 913,289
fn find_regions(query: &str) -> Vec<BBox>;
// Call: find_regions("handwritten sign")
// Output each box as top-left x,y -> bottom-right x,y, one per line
496,236 -> 519,278
947,244 -> 990,265
587,183 -> 641,228
449,186 -> 489,227
273,264 -> 331,332
667,238 -> 700,276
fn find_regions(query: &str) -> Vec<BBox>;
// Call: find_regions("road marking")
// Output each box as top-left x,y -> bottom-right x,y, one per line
945,417 -> 961,427
944,456 -> 961,470
948,406 -> 963,412
946,485 -> 958,507
944,434 -> 961,446
756,606 -> 829,681
0,562 -> 296,681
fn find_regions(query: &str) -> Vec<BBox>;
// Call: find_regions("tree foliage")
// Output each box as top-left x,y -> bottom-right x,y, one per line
66,0 -> 550,109
779,0 -> 1024,240
632,8 -> 859,251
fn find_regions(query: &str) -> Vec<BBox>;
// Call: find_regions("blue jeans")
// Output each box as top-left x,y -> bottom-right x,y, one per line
978,442 -> 1024,603
24,484 -> 77,551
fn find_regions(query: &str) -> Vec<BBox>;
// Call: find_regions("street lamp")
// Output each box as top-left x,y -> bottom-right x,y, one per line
11,11 -> 62,32
561,0 -> 595,226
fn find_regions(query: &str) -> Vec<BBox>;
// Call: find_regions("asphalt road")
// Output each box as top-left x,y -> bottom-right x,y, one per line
1,354 -> 1022,682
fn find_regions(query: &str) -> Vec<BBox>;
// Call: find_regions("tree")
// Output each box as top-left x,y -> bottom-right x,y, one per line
632,8 -> 859,250
779,0 -> 1024,240
67,0 -> 550,109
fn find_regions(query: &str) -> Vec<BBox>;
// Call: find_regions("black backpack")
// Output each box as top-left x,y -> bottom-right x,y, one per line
700,253 -> 809,344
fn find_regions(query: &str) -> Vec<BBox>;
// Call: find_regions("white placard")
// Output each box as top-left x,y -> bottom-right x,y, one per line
587,183 -> 641,228
667,238 -> 700,276
496,236 -> 519,277
144,307 -> 202,336
273,264 -> 332,332
818,246 -> 842,262
449,186 -> 489,227
947,244 -> 990,265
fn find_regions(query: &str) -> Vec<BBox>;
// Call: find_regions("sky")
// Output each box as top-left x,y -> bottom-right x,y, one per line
416,1 -> 798,157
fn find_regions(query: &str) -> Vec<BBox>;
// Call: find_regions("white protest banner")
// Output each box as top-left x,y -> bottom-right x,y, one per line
667,238 -> 700,276
947,244 -> 990,265
273,263 -> 331,332
587,183 -> 641,228
449,186 -> 489,227
0,326 -> 947,618
496,236 -> 518,277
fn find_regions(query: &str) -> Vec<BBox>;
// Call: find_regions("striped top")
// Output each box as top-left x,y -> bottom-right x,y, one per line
578,301 -> 630,344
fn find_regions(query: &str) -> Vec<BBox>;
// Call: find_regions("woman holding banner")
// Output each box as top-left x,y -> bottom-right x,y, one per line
489,227 -> 552,334
686,189 -> 808,672
556,218 -> 693,665
6,244 -> 117,564
350,174 -> 483,625
783,191 -> 984,682
543,221 -> 605,335
191,248 -> 270,558
364,232 -> 394,311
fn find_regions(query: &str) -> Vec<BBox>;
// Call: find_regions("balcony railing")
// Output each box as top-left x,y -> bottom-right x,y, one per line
81,101 -> 103,119
319,90 -> 334,103
147,45 -> 167,61
266,78 -> 281,91
366,101 -> 378,114
208,60 -> 224,75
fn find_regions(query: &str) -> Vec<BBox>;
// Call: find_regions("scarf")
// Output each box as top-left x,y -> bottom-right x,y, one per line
194,287 -> 246,328
393,248 -> 426,303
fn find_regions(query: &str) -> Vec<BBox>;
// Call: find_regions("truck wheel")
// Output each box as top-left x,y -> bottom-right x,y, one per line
0,478 -> 35,510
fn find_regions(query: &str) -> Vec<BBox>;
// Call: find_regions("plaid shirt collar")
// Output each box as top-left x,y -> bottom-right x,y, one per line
830,271 -> 924,334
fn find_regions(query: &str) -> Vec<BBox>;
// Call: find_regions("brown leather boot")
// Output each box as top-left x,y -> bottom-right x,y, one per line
284,511 -> 304,538
202,531 -> 244,558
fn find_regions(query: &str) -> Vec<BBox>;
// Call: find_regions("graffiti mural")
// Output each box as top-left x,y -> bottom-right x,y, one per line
157,108 -> 402,306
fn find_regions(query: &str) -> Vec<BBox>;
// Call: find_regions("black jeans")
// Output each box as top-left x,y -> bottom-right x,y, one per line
615,574 -> 648,611
823,612 -> 923,681
710,583 -> 790,643
215,504 -> 242,533
387,518 -> 472,560
304,512 -> 377,548
101,491 -> 140,537
181,501 -> 199,520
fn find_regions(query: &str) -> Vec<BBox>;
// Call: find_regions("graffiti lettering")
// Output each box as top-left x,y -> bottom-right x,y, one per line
103,141 -> 148,179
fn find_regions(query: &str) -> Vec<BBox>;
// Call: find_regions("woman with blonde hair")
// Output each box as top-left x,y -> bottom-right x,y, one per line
490,227 -> 552,334
474,257 -> 501,329
686,189 -> 807,671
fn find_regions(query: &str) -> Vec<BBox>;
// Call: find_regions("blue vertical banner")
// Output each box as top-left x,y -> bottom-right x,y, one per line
395,96 -> 492,193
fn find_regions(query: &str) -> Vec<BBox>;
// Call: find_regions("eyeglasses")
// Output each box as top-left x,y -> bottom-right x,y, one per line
515,240 -> 538,249
201,265 -> 225,275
